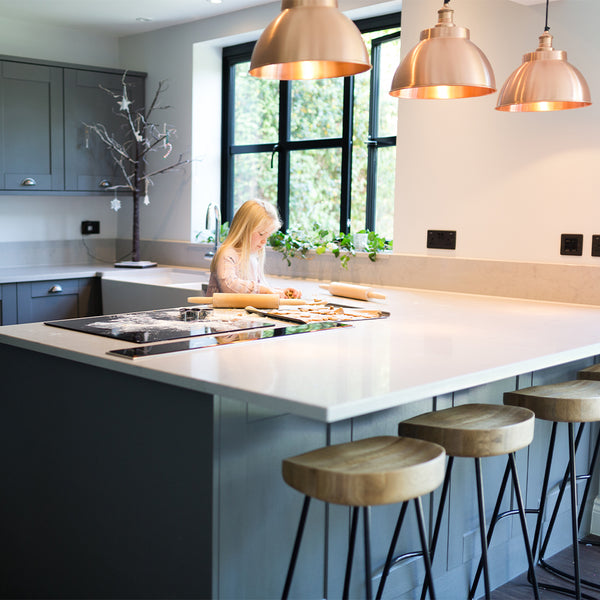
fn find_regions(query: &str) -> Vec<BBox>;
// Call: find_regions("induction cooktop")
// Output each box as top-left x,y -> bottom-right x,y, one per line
45,308 -> 275,344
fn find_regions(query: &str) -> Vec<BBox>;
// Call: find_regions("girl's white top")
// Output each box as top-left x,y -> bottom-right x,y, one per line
206,246 -> 267,295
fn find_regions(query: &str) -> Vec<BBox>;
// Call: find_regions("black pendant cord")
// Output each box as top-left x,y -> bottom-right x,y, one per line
545,0 -> 550,32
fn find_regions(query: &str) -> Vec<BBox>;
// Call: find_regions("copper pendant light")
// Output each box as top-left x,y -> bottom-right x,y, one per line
496,0 -> 591,112
389,0 -> 495,99
249,0 -> 371,81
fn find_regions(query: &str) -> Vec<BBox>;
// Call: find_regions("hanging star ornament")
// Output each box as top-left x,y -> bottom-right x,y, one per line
110,196 -> 122,211
118,84 -> 132,111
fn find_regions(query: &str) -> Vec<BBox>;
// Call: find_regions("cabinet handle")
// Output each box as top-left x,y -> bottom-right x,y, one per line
21,178 -> 37,187
48,285 -> 63,294
99,180 -> 111,188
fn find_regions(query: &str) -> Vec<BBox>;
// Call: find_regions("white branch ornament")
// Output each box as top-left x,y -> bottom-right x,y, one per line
87,75 -> 192,262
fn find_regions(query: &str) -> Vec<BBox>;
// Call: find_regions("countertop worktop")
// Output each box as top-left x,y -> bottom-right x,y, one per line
0,264 -> 113,283
2,273 -> 600,422
0,263 -> 210,284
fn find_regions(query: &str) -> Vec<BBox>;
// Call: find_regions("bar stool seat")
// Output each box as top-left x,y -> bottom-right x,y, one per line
504,379 -> 600,600
281,435 -> 446,600
381,403 -> 539,600
578,364 -> 600,382
398,403 -> 535,457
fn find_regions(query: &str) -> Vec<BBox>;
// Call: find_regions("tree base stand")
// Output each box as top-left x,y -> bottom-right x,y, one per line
114,260 -> 157,269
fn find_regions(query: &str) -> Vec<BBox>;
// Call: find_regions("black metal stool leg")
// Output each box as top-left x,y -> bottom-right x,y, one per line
420,456 -> 454,600
414,496 -> 436,600
568,423 -> 583,600
533,422 -> 600,599
363,506 -> 373,600
469,453 -> 540,600
376,501 -> 409,600
539,423 -> 586,563
282,495 -> 311,600
343,506 -> 360,600
530,421 -> 558,563
474,457 -> 491,600
577,425 -> 600,531
508,452 -> 540,600
469,457 -> 512,599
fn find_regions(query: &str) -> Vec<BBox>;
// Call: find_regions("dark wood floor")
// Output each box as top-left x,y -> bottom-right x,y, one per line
492,536 -> 600,599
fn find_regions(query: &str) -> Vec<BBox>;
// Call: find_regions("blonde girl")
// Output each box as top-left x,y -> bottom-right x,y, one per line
206,199 -> 301,299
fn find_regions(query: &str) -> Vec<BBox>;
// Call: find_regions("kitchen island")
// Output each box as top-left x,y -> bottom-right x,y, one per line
1,279 -> 599,598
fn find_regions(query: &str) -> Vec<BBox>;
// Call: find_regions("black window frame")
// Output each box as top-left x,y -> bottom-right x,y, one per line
221,11 -> 400,234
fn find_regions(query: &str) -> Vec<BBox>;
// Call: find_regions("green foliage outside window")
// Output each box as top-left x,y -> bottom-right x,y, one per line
226,19 -> 400,244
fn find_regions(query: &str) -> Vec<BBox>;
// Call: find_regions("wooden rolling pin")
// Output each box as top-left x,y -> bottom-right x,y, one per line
187,293 -> 306,308
319,282 -> 386,301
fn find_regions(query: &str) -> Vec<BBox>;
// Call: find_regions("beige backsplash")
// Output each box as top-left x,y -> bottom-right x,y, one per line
135,239 -> 600,307
4,238 -> 599,306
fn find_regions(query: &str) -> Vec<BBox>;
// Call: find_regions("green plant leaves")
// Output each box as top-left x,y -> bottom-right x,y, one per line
268,224 -> 391,269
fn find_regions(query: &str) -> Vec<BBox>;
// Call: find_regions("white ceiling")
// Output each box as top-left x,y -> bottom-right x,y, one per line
0,0 -> 275,37
0,0 -> 560,38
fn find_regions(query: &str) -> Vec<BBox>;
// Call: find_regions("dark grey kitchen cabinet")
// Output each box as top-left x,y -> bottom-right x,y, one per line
0,283 -> 18,325
64,69 -> 145,192
0,61 -> 64,191
15,277 -> 101,324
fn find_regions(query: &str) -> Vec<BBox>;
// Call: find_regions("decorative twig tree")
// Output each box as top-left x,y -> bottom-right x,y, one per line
86,76 -> 190,265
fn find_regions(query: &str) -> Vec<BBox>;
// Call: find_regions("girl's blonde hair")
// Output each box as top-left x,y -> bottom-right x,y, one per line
211,199 -> 282,280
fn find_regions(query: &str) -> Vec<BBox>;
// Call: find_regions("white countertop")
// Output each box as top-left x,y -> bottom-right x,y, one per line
2,276 -> 600,422
0,264 -> 118,284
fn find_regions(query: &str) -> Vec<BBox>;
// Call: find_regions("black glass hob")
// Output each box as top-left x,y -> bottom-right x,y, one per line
45,308 -> 275,344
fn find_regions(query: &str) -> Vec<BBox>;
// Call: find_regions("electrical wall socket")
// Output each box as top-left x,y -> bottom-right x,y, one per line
427,230 -> 456,250
560,234 -> 583,256
81,220 -> 100,235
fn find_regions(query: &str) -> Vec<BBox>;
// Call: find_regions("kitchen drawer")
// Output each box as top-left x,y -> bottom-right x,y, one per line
30,279 -> 79,298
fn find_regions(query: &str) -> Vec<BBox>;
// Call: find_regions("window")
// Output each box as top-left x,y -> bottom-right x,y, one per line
221,13 -> 400,240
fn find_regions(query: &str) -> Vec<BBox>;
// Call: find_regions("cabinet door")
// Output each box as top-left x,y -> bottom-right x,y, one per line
0,61 -> 64,191
64,69 -> 145,192
0,283 -> 18,325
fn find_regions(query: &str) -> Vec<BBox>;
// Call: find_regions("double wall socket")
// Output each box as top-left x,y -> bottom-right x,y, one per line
427,230 -> 456,250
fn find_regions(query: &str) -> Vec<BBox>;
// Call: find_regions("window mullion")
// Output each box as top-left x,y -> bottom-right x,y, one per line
365,38 -> 382,232
221,57 -> 236,220
340,76 -> 354,234
277,81 -> 291,230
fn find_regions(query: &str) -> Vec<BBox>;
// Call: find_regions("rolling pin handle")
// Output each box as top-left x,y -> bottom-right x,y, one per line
367,291 -> 386,299
187,296 -> 213,304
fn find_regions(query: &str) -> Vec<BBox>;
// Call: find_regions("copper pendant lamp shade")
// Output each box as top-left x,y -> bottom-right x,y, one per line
496,31 -> 591,112
249,0 -> 371,81
389,1 -> 495,99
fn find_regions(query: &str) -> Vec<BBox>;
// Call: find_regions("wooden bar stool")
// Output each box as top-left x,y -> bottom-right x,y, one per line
385,403 -> 539,600
281,435 -> 446,600
505,379 -> 600,600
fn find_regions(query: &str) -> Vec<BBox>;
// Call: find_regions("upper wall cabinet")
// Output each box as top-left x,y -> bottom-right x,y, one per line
0,61 -> 64,191
0,56 -> 146,194
64,69 -> 145,193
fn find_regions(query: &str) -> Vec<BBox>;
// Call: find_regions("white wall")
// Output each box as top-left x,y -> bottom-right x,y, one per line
395,0 -> 600,264
0,17 -> 121,245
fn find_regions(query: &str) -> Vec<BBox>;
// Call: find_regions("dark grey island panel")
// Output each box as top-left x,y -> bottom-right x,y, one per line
0,338 -> 596,599
0,344 -> 214,599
